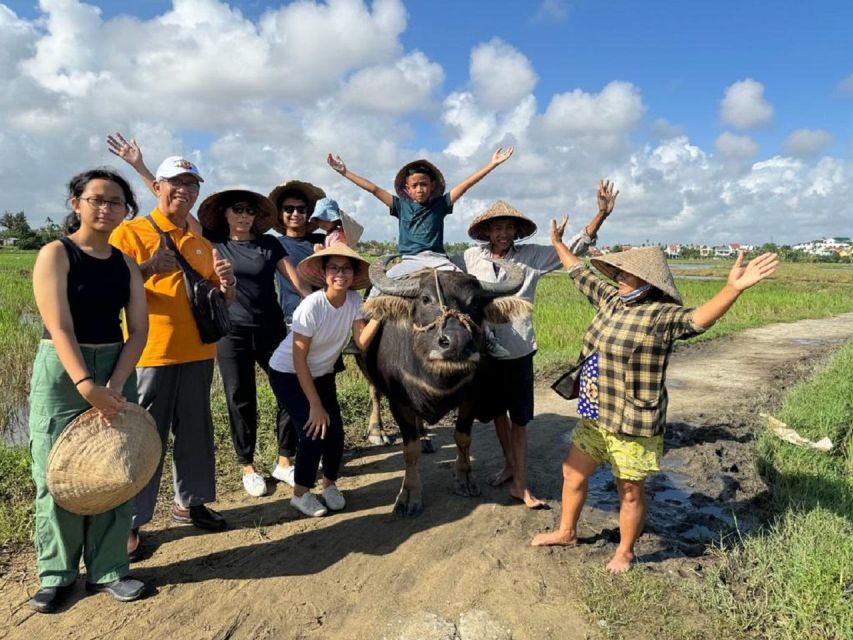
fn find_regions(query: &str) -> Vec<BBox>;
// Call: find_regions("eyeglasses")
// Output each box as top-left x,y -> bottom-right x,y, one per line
281,205 -> 308,215
79,197 -> 128,212
230,205 -> 257,216
160,177 -> 200,192
325,265 -> 354,275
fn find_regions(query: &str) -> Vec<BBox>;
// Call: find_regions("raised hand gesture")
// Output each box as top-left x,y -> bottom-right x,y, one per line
491,146 -> 514,167
327,153 -> 347,175
597,180 -> 619,216
107,132 -> 144,170
550,215 -> 569,245
728,251 -> 778,291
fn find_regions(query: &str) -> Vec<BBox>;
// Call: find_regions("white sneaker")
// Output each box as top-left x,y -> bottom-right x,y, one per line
242,471 -> 267,497
322,485 -> 346,511
291,492 -> 327,517
271,464 -> 296,487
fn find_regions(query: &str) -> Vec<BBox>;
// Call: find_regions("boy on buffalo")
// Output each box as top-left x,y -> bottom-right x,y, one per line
326,148 -> 514,279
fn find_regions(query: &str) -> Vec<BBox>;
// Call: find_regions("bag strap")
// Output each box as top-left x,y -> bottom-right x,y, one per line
146,215 -> 202,279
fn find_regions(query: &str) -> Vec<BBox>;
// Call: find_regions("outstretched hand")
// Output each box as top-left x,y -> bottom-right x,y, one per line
327,153 -> 347,175
107,132 -> 143,169
597,180 -> 619,216
728,251 -> 778,291
550,215 -> 569,245
491,146 -> 514,167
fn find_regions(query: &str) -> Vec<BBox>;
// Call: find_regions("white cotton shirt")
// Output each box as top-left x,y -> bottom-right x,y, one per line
269,289 -> 366,377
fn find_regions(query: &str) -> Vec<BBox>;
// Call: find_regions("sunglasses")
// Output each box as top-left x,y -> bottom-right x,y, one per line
230,204 -> 257,216
281,205 -> 308,215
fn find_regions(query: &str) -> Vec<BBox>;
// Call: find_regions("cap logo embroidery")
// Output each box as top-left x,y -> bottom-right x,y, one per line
175,159 -> 193,169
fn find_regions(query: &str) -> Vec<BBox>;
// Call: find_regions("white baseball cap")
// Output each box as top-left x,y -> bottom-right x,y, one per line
155,156 -> 204,182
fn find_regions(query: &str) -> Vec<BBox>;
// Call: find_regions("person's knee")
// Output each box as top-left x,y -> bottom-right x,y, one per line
618,479 -> 645,505
561,462 -> 588,490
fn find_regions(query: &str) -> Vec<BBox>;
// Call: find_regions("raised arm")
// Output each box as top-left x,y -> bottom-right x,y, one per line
107,132 -> 157,197
327,153 -> 393,208
584,179 -> 619,239
549,215 -> 579,269
691,251 -> 778,329
449,146 -> 514,205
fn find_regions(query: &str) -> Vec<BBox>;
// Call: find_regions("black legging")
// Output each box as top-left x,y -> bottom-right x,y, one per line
217,324 -> 297,465
268,370 -> 344,488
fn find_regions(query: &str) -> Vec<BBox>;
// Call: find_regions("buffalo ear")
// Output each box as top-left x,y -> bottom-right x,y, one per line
484,297 -> 532,324
363,296 -> 414,321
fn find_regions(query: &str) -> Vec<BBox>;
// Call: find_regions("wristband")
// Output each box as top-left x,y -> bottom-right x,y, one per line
74,375 -> 94,387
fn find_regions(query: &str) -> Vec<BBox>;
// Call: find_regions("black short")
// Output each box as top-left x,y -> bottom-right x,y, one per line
475,352 -> 535,426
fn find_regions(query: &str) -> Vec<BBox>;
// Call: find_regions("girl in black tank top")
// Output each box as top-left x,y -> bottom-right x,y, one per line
27,168 -> 149,612
42,237 -> 130,344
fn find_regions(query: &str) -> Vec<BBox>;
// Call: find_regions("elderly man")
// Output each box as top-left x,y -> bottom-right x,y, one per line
111,157 -> 236,557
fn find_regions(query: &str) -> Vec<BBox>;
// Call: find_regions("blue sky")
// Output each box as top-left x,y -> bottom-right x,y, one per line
1,0 -> 851,244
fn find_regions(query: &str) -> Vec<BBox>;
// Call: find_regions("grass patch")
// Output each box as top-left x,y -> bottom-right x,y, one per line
699,341 -> 853,640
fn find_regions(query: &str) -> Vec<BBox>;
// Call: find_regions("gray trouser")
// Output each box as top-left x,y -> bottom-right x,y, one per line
132,359 -> 216,529
368,251 -> 461,298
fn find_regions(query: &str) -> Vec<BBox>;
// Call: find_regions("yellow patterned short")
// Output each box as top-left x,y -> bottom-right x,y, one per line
571,418 -> 663,481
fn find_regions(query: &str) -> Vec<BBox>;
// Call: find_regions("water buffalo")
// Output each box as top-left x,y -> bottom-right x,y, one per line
360,256 -> 528,515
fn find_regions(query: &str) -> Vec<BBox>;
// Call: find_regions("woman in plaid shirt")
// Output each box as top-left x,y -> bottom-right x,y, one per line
532,222 -> 778,573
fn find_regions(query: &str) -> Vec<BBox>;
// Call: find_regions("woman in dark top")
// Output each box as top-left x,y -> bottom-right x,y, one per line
28,168 -> 148,612
197,189 -> 310,496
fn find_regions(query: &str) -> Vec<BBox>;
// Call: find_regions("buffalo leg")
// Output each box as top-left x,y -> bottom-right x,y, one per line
367,383 -> 391,446
394,439 -> 423,517
452,406 -> 481,497
417,417 -> 435,454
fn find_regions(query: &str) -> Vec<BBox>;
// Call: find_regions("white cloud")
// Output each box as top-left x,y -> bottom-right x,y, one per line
0,0 -> 850,247
339,51 -> 444,114
715,132 -> 759,159
783,129 -> 834,157
540,81 -> 645,135
720,78 -> 774,129
837,74 -> 853,95
469,39 -> 537,111
532,0 -> 569,23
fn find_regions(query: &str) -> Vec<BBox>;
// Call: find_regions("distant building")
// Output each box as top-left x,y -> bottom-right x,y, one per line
665,243 -> 681,258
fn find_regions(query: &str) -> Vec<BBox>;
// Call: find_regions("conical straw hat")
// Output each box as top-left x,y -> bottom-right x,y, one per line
590,246 -> 683,304
297,244 -> 372,290
47,404 -> 162,516
394,159 -> 446,200
197,188 -> 278,236
268,180 -> 327,234
339,209 -> 364,248
468,200 -> 537,242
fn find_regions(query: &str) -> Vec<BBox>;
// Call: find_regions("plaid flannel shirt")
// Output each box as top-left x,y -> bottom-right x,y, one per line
554,264 -> 705,437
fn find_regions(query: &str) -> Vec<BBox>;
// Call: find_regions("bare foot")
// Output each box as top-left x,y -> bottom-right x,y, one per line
510,486 -> 549,509
606,549 -> 635,574
531,529 -> 577,546
488,466 -> 514,487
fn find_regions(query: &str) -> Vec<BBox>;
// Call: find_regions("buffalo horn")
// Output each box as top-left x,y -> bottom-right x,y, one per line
478,259 -> 525,298
368,255 -> 420,298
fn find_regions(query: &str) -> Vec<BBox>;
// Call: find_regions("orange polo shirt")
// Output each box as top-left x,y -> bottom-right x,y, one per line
110,208 -> 219,367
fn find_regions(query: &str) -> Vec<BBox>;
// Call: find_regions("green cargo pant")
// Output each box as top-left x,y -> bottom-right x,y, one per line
29,341 -> 138,587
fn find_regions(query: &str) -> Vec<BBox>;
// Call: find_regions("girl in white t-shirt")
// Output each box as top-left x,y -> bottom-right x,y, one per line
269,245 -> 379,517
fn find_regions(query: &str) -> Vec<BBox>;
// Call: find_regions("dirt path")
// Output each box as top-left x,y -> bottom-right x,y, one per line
3,313 -> 853,640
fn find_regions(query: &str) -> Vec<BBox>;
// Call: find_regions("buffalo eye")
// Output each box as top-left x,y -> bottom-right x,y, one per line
421,295 -> 431,304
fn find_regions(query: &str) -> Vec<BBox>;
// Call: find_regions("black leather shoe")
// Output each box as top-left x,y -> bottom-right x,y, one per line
191,505 -> 227,531
85,577 -> 145,602
29,583 -> 74,613
171,503 -> 227,531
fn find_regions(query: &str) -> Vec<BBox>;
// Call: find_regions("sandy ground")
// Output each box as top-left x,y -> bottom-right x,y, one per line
2,313 -> 852,640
